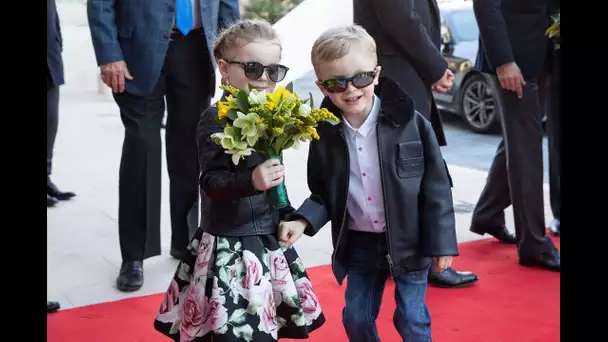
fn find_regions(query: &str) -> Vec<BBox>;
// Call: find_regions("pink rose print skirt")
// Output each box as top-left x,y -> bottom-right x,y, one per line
154,229 -> 326,341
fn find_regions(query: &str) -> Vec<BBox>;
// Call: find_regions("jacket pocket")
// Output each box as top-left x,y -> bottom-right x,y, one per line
396,141 -> 424,178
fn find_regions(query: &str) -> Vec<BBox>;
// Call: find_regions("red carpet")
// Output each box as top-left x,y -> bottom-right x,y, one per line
48,237 -> 559,342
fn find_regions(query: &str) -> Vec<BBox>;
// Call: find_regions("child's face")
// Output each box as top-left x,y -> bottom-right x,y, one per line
218,41 -> 283,94
315,46 -> 380,121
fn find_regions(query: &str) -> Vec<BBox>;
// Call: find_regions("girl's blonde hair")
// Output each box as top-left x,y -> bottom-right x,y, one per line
213,19 -> 282,60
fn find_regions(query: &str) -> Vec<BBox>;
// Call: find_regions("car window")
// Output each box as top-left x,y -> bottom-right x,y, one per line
449,9 -> 479,42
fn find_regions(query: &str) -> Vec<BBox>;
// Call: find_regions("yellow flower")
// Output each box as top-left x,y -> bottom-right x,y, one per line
272,127 -> 283,137
306,127 -> 320,140
264,101 -> 277,112
269,86 -> 292,105
255,117 -> 264,124
274,116 -> 285,125
217,101 -> 231,120
226,95 -> 237,108
219,84 -> 240,96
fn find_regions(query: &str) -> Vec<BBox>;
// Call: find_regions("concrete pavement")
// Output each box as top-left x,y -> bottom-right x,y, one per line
47,3 -> 555,311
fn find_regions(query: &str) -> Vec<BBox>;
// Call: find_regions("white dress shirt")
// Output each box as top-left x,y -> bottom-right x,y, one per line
342,96 -> 386,233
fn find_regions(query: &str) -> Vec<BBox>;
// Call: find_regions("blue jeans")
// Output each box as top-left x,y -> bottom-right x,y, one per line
342,231 -> 431,342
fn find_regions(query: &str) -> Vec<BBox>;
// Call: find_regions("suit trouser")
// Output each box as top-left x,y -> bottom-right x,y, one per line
47,84 -> 59,176
113,30 -> 211,262
471,75 -> 557,258
546,51 -> 561,221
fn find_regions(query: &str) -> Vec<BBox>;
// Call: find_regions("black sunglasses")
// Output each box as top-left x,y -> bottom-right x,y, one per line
319,68 -> 379,93
226,60 -> 289,82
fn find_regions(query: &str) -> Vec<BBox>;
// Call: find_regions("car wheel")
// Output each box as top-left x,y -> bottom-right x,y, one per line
459,74 -> 501,134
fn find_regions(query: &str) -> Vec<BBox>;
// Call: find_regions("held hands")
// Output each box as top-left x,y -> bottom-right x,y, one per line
432,256 -> 453,273
252,159 -> 285,191
431,69 -> 454,93
100,61 -> 133,93
496,62 -> 526,99
278,219 -> 308,247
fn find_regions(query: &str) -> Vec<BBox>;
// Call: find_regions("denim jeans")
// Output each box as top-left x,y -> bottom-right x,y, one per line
342,231 -> 431,342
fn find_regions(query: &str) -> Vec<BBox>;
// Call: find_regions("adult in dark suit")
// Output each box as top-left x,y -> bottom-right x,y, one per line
47,0 -> 76,208
470,0 -> 560,271
87,0 -> 240,291
353,0 -> 479,289
547,1 -> 560,237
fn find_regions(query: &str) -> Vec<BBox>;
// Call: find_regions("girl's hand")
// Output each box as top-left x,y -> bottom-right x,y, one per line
252,159 -> 284,191
432,256 -> 453,273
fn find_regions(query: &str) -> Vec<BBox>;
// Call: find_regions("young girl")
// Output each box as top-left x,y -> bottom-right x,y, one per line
154,19 -> 325,342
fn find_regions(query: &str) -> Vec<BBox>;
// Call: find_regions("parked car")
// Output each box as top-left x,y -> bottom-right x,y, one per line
433,0 -> 502,133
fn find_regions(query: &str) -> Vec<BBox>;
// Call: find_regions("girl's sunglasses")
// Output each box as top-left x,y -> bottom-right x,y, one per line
226,60 -> 289,82
319,68 -> 379,93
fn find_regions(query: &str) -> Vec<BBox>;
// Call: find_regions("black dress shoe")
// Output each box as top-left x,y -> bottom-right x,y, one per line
471,224 -> 517,244
116,261 -> 144,292
520,250 -> 560,272
548,219 -> 560,236
428,267 -> 479,288
47,180 -> 76,201
47,301 -> 60,313
47,194 -> 58,207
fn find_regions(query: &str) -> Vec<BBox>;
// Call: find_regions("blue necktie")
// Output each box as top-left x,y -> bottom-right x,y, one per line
175,0 -> 193,35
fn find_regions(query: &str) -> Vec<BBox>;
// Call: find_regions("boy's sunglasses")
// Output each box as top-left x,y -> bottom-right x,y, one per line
318,68 -> 379,93
226,60 -> 289,82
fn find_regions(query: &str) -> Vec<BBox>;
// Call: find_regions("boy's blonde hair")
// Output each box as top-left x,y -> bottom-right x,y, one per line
213,19 -> 281,60
311,25 -> 377,73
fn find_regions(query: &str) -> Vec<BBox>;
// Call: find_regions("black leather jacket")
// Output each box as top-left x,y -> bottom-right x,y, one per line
196,105 -> 293,236
291,77 -> 458,283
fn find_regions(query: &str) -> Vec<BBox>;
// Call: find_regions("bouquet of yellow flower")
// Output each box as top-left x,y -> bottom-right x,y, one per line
210,82 -> 340,208
546,11 -> 560,49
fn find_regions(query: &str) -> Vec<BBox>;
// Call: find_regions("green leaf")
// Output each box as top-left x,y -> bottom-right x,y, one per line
326,117 -> 340,125
216,251 -> 233,267
274,135 -> 289,154
217,238 -> 230,250
219,266 -> 231,286
229,308 -> 248,325
234,241 -> 242,251
308,92 -> 314,108
285,81 -> 294,93
232,324 -> 254,342
236,90 -> 250,112
169,319 -> 181,334
227,109 -> 239,121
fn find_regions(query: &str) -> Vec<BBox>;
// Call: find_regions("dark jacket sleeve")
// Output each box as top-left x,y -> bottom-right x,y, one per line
418,115 -> 458,257
369,0 -> 448,84
87,0 -> 124,66
218,0 -> 240,30
472,0 -> 514,69
197,107 -> 261,201
288,143 -> 331,236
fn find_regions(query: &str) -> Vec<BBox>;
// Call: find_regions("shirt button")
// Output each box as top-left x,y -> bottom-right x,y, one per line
358,147 -> 363,151
362,173 -> 366,177
367,197 -> 372,201
374,220 -> 378,223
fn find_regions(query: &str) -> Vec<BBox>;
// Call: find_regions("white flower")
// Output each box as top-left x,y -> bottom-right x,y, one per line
297,103 -> 311,117
248,89 -> 267,106
226,148 -> 255,165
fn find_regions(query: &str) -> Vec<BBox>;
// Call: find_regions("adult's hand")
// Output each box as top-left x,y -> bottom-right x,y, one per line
100,61 -> 133,93
496,62 -> 526,99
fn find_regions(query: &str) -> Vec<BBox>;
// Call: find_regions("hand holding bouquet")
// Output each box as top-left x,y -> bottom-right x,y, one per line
210,83 -> 339,208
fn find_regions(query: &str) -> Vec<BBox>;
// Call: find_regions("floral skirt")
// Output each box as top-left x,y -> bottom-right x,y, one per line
154,229 -> 326,342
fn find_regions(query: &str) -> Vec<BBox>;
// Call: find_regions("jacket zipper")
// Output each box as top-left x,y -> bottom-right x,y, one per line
376,123 -> 395,278
248,197 -> 258,232
332,132 -> 350,275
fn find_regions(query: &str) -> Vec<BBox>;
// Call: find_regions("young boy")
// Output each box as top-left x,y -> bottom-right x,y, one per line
278,25 -> 459,341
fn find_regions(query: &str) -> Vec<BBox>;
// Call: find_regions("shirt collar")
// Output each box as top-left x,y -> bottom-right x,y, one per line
342,95 -> 381,138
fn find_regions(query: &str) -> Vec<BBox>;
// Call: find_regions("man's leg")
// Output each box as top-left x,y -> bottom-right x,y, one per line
546,58 -> 561,235
47,84 -> 75,204
164,30 -> 212,258
342,231 -> 389,342
393,264 -> 432,341
492,76 -> 559,269
113,77 -> 166,291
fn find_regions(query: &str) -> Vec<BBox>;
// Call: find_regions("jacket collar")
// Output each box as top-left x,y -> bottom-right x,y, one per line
319,76 -> 416,131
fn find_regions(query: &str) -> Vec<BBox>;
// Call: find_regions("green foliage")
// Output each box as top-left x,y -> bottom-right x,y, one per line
243,0 -> 304,24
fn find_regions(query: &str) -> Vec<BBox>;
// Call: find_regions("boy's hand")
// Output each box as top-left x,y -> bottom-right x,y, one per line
278,219 -> 308,247
432,256 -> 453,273
252,159 -> 284,191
